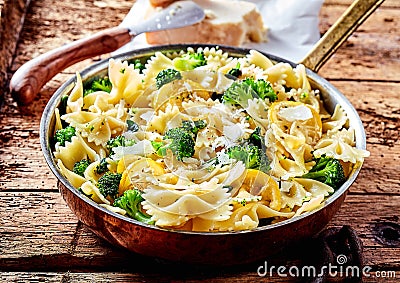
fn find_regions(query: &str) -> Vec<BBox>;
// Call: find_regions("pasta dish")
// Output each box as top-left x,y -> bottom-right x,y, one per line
52,47 -> 369,232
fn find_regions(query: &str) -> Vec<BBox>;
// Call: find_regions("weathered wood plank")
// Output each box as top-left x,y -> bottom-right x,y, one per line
1,272 -> 399,283
320,4 -> 400,34
332,81 -> 400,147
0,0 -> 31,97
1,1 -> 399,280
0,272 -> 297,283
318,5 -> 400,81
8,1 -> 400,82
10,0 -> 132,70
0,193 -> 399,270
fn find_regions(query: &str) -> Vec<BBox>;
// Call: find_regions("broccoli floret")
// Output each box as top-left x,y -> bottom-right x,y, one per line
84,76 -> 112,96
227,144 -> 270,173
164,127 -> 195,160
155,68 -> 182,89
223,80 -> 257,108
106,135 -> 136,154
242,78 -> 277,102
227,145 -> 249,164
226,62 -> 242,79
152,128 -> 195,160
302,156 -> 346,190
113,189 -> 154,224
54,126 -> 76,146
223,78 -> 277,108
97,172 -> 122,199
181,120 -> 207,136
173,52 -> 206,71
95,158 -> 109,174
73,159 -> 91,177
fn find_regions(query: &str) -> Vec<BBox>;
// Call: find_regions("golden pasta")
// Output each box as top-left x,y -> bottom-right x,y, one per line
53,47 -> 370,232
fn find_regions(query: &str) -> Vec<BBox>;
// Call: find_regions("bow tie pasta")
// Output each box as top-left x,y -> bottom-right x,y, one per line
52,47 -> 369,232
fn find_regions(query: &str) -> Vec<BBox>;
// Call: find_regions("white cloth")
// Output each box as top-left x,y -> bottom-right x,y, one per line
115,0 -> 324,62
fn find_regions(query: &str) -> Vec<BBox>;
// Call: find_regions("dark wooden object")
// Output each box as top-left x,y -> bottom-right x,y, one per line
0,0 -> 399,282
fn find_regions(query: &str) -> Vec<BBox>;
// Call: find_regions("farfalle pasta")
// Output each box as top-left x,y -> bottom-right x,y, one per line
52,47 -> 369,232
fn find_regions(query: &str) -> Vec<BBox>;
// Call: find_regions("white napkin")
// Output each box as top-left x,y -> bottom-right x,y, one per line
115,0 -> 324,62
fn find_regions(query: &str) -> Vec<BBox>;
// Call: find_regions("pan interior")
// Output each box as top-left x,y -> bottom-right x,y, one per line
40,44 -> 367,236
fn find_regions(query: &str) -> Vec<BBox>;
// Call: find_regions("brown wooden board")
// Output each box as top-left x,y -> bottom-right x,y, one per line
319,6 -> 400,82
0,0 -> 31,97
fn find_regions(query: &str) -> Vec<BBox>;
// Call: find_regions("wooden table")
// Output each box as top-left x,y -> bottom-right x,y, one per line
1,0 -> 399,282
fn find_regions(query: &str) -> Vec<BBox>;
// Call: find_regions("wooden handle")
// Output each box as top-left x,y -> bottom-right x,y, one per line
10,26 -> 131,105
300,0 -> 385,72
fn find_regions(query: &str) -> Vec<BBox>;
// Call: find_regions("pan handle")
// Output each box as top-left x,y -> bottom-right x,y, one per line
9,27 -> 131,105
300,0 -> 385,72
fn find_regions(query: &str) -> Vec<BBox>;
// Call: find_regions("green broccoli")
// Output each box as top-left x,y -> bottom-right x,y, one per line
223,78 -> 277,108
181,120 -> 207,136
243,78 -> 277,102
54,126 -> 76,146
173,51 -> 206,71
223,80 -> 257,108
164,127 -> 196,160
155,68 -> 182,89
113,189 -> 154,224
73,159 -> 91,177
95,158 -> 109,175
97,172 -> 122,199
152,127 -> 195,160
106,135 -> 136,154
227,144 -> 270,173
302,156 -> 346,190
84,76 -> 112,96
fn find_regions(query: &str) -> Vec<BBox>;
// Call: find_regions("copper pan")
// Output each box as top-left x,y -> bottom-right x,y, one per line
39,0 -> 383,265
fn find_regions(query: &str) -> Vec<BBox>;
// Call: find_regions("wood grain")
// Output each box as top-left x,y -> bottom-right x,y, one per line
318,5 -> 400,81
301,0 -> 385,72
0,0 -> 31,97
1,193 -> 398,264
0,272 -> 295,283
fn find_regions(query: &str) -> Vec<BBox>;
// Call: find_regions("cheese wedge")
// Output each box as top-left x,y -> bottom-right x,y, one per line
145,0 -> 267,46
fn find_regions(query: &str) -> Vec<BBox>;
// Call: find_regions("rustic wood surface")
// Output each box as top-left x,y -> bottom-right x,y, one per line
0,0 -> 31,98
0,0 -> 399,282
